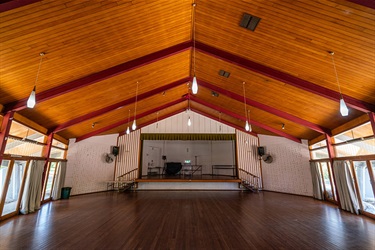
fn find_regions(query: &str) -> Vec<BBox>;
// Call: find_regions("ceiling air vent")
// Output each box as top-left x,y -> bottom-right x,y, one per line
219,69 -> 230,78
240,13 -> 261,31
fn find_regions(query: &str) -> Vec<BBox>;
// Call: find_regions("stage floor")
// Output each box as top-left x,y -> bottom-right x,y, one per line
138,174 -> 240,182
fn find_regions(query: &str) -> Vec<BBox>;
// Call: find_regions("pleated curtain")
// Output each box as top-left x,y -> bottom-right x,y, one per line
332,160 -> 360,214
310,162 -> 324,200
51,161 -> 67,200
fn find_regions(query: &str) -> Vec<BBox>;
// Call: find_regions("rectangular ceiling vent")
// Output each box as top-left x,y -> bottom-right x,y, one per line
240,13 -> 261,31
219,69 -> 230,78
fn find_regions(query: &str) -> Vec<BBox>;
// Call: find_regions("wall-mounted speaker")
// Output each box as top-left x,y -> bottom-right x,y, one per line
111,146 -> 119,156
257,146 -> 265,156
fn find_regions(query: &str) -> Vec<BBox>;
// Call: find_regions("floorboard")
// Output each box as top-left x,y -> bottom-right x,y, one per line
0,191 -> 374,250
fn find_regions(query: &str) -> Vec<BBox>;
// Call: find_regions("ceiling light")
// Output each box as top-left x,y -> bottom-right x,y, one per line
282,123 -> 285,130
242,81 -> 251,132
132,81 -> 139,130
126,109 -> 130,134
191,2 -> 198,95
27,52 -> 45,108
188,116 -> 192,126
329,51 -> 349,117
187,96 -> 192,126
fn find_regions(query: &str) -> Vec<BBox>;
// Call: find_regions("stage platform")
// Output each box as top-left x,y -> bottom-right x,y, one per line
135,174 -> 242,190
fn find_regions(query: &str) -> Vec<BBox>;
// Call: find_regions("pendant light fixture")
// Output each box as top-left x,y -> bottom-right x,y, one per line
191,2 -> 198,94
27,52 -> 45,108
132,81 -> 139,130
126,109 -> 130,134
242,82 -> 250,132
329,51 -> 349,116
156,112 -> 159,129
187,96 -> 192,126
247,109 -> 252,132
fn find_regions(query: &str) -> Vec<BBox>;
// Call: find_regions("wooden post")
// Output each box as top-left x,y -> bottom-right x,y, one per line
368,112 -> 375,136
0,112 -> 14,162
41,133 -> 54,196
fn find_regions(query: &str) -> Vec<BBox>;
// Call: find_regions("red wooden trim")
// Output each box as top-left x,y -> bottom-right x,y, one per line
347,0 -> 375,9
41,133 -> 53,194
325,133 -> 342,209
197,80 -> 331,135
4,41 -> 192,112
0,112 -> 14,161
191,108 -> 258,137
196,42 -> 375,113
76,98 -> 186,142
191,97 -> 301,143
0,0 -> 41,12
50,77 -> 190,133
368,112 -> 375,136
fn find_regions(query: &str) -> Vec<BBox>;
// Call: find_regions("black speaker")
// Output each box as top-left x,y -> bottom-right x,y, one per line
111,146 -> 119,156
257,147 -> 265,156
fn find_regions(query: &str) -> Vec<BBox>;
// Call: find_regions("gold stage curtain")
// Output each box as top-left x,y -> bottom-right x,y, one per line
141,133 -> 235,141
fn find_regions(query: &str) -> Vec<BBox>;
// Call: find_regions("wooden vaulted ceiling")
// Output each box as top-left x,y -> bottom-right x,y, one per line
1,0 -> 374,143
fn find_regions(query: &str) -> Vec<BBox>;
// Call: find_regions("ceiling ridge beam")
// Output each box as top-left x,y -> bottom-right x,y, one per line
50,77 -> 189,133
198,79 -> 331,135
4,41 -> 192,113
190,96 -> 301,143
75,98 -> 186,142
195,42 -> 375,113
346,0 -> 375,9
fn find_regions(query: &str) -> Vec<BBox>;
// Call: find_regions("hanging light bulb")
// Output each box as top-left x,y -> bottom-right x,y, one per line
192,75 -> 198,94
247,109 -> 252,132
27,86 -> 36,108
340,98 -> 349,116
188,116 -> 192,126
329,51 -> 349,117
126,109 -> 131,134
27,52 -> 45,108
132,81 -> 139,129
245,120 -> 250,131
191,2 -> 198,95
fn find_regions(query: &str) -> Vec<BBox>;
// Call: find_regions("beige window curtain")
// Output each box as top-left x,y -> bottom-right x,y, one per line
310,162 -> 324,200
333,160 -> 360,214
20,160 -> 45,214
51,161 -> 67,200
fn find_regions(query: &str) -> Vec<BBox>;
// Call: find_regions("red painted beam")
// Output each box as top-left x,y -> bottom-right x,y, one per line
190,108 -> 258,137
369,112 -> 375,136
50,77 -> 190,133
190,97 -> 301,143
347,0 -> 375,9
198,79 -> 331,135
0,0 -> 42,12
4,41 -> 192,112
75,98 -> 186,142
196,42 -> 375,113
0,112 -> 14,161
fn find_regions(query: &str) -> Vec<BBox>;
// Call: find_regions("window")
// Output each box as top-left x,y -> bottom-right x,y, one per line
352,161 -> 375,215
320,162 -> 336,201
310,140 -> 329,160
334,122 -> 375,157
1,160 -> 28,216
42,162 -> 59,201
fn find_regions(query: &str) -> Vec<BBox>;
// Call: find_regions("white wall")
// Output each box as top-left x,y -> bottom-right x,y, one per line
259,135 -> 313,196
65,134 -> 118,195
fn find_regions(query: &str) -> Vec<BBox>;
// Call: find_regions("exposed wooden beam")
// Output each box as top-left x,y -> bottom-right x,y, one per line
75,98 -> 186,142
0,0 -> 42,12
198,79 -> 331,135
196,42 -> 375,113
347,0 -> 375,9
190,96 -> 301,143
0,112 -> 14,161
190,108 -> 258,137
50,77 -> 190,133
4,41 -> 192,113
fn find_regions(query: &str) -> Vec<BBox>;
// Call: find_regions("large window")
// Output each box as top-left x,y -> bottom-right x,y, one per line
334,122 -> 375,157
42,162 -> 58,201
0,160 -> 28,217
310,140 -> 329,160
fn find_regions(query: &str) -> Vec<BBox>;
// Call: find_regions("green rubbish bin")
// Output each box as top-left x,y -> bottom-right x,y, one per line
61,187 -> 72,199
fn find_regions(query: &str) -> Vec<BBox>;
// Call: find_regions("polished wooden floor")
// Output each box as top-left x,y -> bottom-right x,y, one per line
1,191 -> 374,250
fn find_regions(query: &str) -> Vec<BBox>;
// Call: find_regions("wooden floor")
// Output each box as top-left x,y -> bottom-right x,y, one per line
1,191 -> 374,250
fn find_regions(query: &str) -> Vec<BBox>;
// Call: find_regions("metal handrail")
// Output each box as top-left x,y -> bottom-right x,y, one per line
117,168 -> 138,181
238,169 -> 261,190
